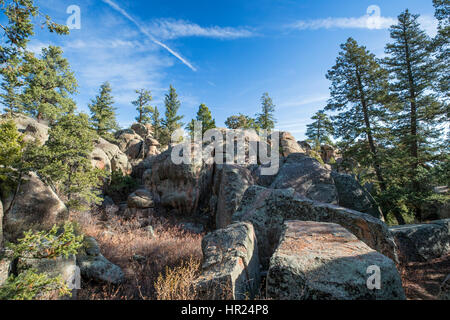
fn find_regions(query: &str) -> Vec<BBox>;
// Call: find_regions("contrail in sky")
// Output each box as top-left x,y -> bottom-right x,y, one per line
102,0 -> 197,71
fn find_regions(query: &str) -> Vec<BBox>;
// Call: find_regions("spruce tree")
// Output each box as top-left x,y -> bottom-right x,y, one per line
256,92 -> 276,131
89,82 -> 119,138
35,113 -> 105,212
326,38 -> 391,200
133,89 -> 153,124
305,110 -> 334,147
187,103 -> 216,136
22,46 -> 77,122
383,10 -> 444,220
151,106 -> 162,142
432,0 -> 450,99
161,85 -> 184,145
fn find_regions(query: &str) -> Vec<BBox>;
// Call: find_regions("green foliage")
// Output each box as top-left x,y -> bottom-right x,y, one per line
0,0 -> 69,116
31,113 -> 105,212
7,221 -> 84,259
0,268 -> 70,300
21,46 -> 77,122
161,85 -> 184,146
133,89 -> 154,124
105,169 -> 138,203
186,103 -> 216,137
432,0 -> 450,97
306,110 -> 334,147
89,82 -> 119,139
256,92 -> 276,131
225,113 -> 258,130
0,119 -> 24,198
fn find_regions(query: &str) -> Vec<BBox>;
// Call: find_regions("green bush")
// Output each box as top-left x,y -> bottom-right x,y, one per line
0,269 -> 70,300
7,222 -> 84,259
105,169 -> 138,203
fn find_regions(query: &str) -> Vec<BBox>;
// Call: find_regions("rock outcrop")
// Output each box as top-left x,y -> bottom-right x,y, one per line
127,189 -> 154,209
6,113 -> 49,146
16,255 -> 78,298
270,153 -> 338,204
91,137 -> 132,175
279,132 -> 304,157
2,172 -> 68,241
145,147 -> 213,215
212,164 -> 254,229
389,219 -> 450,262
114,124 -> 160,161
233,186 -> 398,267
266,221 -> 405,300
331,172 -> 383,220
76,237 -> 124,285
196,222 -> 260,300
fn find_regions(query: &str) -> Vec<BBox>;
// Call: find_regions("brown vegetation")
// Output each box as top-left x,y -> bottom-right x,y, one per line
71,211 -> 203,300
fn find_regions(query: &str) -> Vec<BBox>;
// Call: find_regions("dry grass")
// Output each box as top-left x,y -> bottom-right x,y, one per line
70,210 -> 203,300
154,257 -> 201,300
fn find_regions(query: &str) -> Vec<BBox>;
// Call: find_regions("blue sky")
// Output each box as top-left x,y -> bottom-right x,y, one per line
6,0 -> 439,139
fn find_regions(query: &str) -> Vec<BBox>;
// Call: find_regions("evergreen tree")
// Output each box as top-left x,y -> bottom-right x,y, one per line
161,85 -> 184,145
305,110 -> 334,147
89,82 -> 119,138
326,38 -> 391,202
432,0 -> 450,99
256,92 -> 276,131
35,113 -> 105,212
0,0 -> 69,116
187,103 -> 216,136
383,10 -> 445,220
225,114 -> 258,130
133,89 -> 153,124
22,46 -> 77,122
151,106 -> 162,142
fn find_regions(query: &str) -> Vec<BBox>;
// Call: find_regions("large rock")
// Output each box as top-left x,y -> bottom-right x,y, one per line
0,253 -> 12,287
5,113 -> 49,146
421,186 -> 450,220
279,132 -> 304,157
127,189 -> 154,209
131,123 -> 153,138
332,172 -> 383,220
439,275 -> 450,300
15,254 -> 79,298
270,153 -> 338,204
266,221 -> 405,300
115,129 -> 144,160
233,186 -> 398,268
196,222 -> 260,300
389,219 -> 450,262
320,144 -> 341,164
145,147 -> 213,215
92,137 -> 132,175
2,172 -> 68,242
76,237 -> 124,285
212,164 -> 254,229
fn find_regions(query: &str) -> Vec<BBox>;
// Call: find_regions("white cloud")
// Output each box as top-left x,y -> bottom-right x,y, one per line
288,5 -> 438,36
101,0 -> 197,71
277,95 -> 329,109
149,19 -> 253,40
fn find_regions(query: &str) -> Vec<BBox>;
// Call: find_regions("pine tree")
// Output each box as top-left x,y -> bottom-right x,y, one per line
305,110 -> 334,147
256,92 -> 276,131
326,38 -> 391,201
89,82 -> 119,138
432,0 -> 450,99
21,46 -> 77,122
383,10 -> 445,220
225,114 -> 258,130
0,1 -> 69,117
187,103 -> 216,136
35,113 -> 105,212
161,85 -> 184,145
151,106 -> 162,142
133,89 -> 153,124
